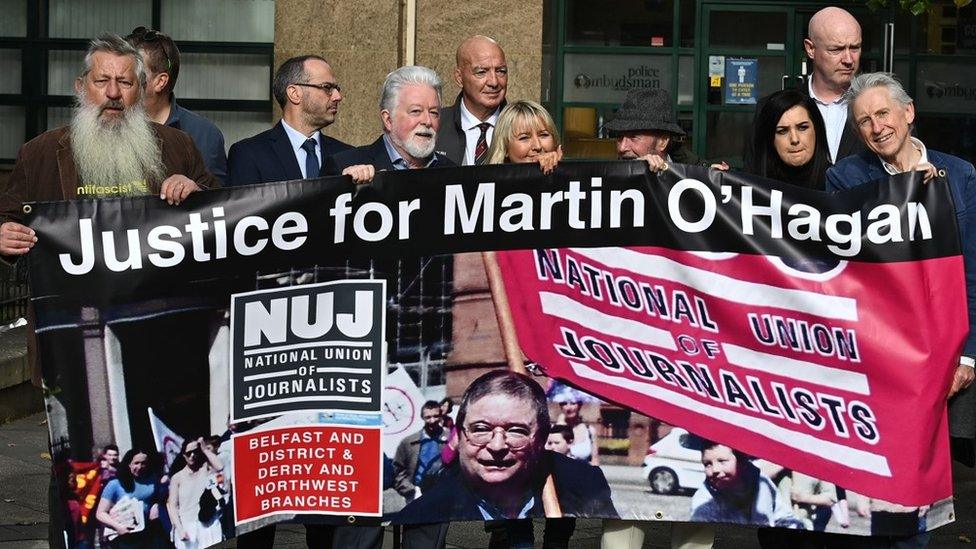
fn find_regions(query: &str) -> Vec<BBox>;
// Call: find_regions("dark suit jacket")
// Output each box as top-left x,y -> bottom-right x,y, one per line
323,136 -> 455,176
226,121 -> 353,186
394,451 -> 619,523
743,81 -> 866,172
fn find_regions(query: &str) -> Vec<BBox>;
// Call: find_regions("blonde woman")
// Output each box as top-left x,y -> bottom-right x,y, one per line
485,100 -> 562,172
489,100 -> 718,549
484,100 -> 573,549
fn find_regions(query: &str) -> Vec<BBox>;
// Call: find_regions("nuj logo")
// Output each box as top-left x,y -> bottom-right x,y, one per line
243,290 -> 374,347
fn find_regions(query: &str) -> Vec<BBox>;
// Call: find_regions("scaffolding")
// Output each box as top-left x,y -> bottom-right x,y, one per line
254,255 -> 454,390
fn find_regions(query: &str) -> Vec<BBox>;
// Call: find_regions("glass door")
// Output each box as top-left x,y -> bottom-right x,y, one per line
694,3 -> 797,167
693,2 -> 894,167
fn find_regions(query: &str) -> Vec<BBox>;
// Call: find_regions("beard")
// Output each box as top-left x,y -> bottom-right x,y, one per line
390,124 -> 437,161
70,94 -> 166,191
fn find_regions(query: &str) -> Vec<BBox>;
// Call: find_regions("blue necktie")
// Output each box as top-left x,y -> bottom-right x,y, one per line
301,138 -> 319,178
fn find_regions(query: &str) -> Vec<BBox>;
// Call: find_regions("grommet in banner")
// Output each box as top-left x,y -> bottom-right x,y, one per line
654,511 -> 664,520
346,515 -> 356,524
949,512 -> 954,520
22,205 -> 31,214
938,169 -> 947,178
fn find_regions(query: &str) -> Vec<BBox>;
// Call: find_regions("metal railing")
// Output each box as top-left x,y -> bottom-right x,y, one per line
0,261 -> 29,326
255,255 -> 454,367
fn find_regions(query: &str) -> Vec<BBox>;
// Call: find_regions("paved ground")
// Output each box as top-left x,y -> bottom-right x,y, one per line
1,412 -> 974,548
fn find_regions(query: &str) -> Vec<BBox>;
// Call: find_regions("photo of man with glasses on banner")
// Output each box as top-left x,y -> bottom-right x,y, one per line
394,370 -> 618,523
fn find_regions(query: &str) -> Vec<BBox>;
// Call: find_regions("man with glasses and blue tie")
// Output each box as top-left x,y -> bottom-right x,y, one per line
227,55 -> 352,186
229,54 -> 378,549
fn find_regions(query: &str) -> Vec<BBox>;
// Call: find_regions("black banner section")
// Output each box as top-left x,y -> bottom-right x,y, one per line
26,162 -> 960,306
229,280 -> 385,421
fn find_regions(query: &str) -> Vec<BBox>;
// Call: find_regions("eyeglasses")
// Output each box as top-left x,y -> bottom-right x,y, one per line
461,424 -> 534,450
129,26 -> 172,71
293,82 -> 341,96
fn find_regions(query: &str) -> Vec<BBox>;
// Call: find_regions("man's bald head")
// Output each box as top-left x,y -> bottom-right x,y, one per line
804,7 -> 862,96
455,35 -> 501,67
808,6 -> 861,42
454,35 -> 508,120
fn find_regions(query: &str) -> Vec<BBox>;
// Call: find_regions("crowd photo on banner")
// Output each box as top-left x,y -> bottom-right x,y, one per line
2,4 -> 976,549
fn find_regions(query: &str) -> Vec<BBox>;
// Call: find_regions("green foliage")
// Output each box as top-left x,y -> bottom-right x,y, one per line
865,0 -> 972,15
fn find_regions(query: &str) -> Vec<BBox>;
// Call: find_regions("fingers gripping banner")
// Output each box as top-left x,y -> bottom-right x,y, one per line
23,162 -> 968,545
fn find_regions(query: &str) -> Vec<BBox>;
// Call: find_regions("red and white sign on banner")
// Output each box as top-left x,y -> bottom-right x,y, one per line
498,246 -> 967,506
233,425 -> 382,524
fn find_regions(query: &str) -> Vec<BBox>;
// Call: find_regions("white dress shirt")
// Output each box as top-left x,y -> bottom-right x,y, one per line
879,137 -> 928,175
808,78 -> 848,164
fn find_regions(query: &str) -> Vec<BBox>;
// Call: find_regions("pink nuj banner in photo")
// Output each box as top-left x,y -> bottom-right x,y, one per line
498,246 -> 966,506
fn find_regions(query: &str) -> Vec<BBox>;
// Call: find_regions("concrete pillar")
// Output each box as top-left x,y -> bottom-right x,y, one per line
209,312 -> 231,435
273,0 -> 546,402
81,308 -> 113,450
103,324 -> 131,452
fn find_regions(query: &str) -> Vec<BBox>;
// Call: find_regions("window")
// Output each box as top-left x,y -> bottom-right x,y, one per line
550,1 -> 692,160
0,0 -> 274,164
566,0 -> 676,47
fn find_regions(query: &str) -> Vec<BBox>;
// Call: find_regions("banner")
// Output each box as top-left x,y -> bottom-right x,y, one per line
497,246 -> 960,505
381,365 -> 426,457
66,461 -> 102,538
147,407 -> 184,472
27,162 -> 965,545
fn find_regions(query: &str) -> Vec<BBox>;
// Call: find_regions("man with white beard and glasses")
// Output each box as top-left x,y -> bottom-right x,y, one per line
0,33 -> 216,549
324,65 -> 455,181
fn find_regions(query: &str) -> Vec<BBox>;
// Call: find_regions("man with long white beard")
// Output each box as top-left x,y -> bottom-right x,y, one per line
0,34 -> 217,549
0,33 -> 217,259
324,65 -> 455,181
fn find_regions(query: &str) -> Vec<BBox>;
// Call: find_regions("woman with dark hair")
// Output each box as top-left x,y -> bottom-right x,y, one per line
749,89 -> 853,548
95,448 -> 166,548
748,88 -> 831,190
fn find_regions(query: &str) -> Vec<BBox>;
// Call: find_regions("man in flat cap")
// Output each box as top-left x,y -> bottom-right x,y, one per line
600,85 -> 723,549
604,87 -> 722,170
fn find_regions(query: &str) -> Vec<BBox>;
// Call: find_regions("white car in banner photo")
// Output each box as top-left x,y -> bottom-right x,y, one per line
642,427 -> 705,495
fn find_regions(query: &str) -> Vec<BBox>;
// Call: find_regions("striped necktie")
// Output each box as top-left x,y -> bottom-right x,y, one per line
473,122 -> 491,165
